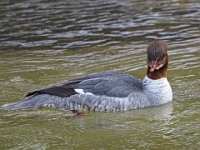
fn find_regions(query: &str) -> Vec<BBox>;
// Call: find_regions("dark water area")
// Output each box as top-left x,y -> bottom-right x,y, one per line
0,0 -> 200,149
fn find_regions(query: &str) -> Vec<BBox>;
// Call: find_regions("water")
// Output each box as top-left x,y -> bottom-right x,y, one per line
0,0 -> 200,149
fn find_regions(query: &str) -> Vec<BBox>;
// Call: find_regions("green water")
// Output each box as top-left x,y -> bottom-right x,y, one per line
0,0 -> 200,149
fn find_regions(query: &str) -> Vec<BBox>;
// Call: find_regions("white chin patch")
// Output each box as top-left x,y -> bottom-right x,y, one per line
156,64 -> 164,70
74,89 -> 94,95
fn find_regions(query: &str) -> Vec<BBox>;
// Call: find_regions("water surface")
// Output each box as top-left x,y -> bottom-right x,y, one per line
0,0 -> 200,149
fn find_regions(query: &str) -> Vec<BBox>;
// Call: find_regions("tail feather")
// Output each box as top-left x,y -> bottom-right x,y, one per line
1,94 -> 70,110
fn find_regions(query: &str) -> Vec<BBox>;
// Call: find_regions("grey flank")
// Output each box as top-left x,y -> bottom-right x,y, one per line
2,92 -> 153,112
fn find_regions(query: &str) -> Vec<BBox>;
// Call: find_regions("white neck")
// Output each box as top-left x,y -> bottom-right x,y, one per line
143,76 -> 173,106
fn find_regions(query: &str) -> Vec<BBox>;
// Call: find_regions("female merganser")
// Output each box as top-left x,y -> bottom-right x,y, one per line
2,40 -> 173,116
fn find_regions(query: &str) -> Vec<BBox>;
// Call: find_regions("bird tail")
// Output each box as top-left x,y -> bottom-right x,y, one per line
1,94 -> 71,110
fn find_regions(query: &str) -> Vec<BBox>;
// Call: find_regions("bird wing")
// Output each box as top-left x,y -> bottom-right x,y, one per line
26,71 -> 143,98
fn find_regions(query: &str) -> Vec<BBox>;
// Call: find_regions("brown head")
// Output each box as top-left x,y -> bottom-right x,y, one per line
146,40 -> 168,80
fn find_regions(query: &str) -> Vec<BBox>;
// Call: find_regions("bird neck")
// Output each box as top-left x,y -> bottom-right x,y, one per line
143,76 -> 173,105
147,65 -> 167,80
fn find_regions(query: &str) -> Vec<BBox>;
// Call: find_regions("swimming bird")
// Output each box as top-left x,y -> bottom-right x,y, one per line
2,40 -> 173,116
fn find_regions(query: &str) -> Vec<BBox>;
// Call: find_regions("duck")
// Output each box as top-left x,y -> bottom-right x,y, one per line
2,40 -> 173,117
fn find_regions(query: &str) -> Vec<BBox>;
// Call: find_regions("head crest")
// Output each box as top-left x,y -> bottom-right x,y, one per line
147,40 -> 167,61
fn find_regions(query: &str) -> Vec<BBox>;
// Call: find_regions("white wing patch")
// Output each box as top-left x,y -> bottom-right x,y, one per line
74,89 -> 94,95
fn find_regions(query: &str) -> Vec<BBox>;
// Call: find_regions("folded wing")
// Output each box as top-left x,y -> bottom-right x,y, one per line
26,71 -> 143,98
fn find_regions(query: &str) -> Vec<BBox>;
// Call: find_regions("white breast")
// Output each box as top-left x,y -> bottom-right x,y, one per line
143,76 -> 173,105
